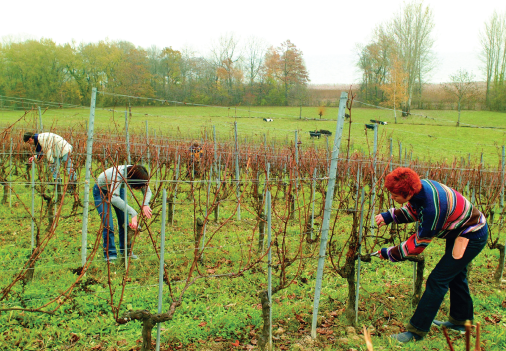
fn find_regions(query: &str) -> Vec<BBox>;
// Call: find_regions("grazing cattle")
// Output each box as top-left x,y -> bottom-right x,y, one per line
370,119 -> 388,125
309,131 -> 321,139
319,129 -> 332,136
263,118 -> 273,122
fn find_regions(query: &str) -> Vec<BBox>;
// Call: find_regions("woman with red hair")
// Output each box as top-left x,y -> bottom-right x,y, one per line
375,168 -> 487,343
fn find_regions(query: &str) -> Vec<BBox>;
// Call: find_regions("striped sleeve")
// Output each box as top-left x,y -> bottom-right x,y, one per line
381,232 -> 433,262
382,203 -> 418,225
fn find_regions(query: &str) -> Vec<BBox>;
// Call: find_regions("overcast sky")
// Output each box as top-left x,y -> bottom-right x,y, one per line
2,0 -> 505,85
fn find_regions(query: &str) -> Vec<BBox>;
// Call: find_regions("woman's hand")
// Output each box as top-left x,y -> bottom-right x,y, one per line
142,206 -> 152,219
371,250 -> 387,260
375,214 -> 386,227
129,215 -> 138,229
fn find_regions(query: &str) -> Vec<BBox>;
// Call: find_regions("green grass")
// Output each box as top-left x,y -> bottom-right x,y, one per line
2,105 -> 506,165
0,105 -> 505,350
0,168 -> 504,350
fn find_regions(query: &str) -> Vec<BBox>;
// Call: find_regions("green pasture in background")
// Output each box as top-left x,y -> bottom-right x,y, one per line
1,105 -> 506,166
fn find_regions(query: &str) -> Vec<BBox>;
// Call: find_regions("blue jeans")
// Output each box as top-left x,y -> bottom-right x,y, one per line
93,184 -> 129,258
408,224 -> 488,336
50,153 -> 76,182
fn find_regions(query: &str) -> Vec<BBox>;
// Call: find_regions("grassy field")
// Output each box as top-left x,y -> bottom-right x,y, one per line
0,105 -> 505,350
0,176 -> 505,351
1,105 -> 506,166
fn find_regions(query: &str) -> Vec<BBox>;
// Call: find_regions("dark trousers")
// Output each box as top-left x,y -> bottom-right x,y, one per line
408,225 -> 488,336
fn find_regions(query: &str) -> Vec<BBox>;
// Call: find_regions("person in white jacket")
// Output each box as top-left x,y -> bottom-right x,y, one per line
23,132 -> 76,188
93,164 -> 153,261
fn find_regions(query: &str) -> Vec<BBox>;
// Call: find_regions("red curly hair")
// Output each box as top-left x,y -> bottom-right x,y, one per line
385,168 -> 422,198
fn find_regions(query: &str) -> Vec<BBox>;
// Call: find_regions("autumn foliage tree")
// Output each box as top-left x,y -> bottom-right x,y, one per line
0,37 -> 314,107
381,55 -> 408,123
264,40 -> 310,106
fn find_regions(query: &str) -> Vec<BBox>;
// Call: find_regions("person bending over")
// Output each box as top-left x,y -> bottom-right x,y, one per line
374,167 -> 487,343
94,164 -> 153,261
23,132 -> 76,190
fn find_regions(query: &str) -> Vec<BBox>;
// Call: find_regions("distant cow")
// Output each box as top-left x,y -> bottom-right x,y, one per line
319,129 -> 332,136
309,131 -> 321,139
263,118 -> 273,122
370,119 -> 388,125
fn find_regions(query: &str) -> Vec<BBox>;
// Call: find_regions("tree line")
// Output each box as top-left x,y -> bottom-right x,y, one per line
356,1 -> 506,113
0,36 -> 310,107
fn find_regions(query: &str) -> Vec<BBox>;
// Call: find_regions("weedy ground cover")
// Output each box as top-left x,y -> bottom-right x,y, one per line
0,224 -> 504,350
0,173 -> 504,351
0,106 -> 505,350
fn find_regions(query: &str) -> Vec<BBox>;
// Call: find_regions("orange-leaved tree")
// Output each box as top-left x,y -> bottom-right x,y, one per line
381,55 -> 408,123
264,40 -> 309,106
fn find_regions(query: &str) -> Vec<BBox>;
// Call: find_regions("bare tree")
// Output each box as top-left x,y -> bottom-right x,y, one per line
443,69 -> 478,127
243,36 -> 267,87
388,1 -> 435,113
210,33 -> 243,99
479,10 -> 506,109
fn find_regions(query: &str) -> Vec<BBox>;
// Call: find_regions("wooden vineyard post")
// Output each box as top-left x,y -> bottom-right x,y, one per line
295,130 -> 299,190
213,126 -> 220,222
499,146 -> 506,283
311,91 -> 347,338
214,156 -> 221,223
31,161 -> 35,252
389,138 -> 393,172
311,168 -> 317,241
369,124 -> 378,238
259,163 -> 270,252
355,188 -> 365,325
8,138 -> 12,207
412,222 -> 418,306
501,146 -> 504,210
266,190 -> 273,351
146,121 -> 150,173
200,167 -> 212,261
123,165 -> 129,269
172,156 -> 180,226
125,111 -> 131,164
103,146 -> 107,168
38,106 -> 43,132
155,189 -> 167,351
81,87 -> 96,267
234,122 -> 241,221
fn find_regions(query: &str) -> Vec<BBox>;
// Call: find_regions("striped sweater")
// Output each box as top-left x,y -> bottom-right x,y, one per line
380,179 -> 486,262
